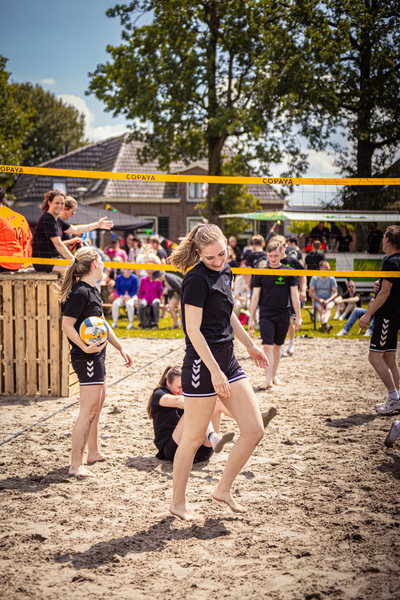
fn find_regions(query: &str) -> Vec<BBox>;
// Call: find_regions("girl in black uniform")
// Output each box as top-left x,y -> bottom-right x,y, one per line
60,247 -> 133,477
169,224 -> 269,520
148,365 -> 235,463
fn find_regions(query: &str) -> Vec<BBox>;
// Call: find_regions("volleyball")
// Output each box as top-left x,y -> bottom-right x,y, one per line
79,317 -> 109,345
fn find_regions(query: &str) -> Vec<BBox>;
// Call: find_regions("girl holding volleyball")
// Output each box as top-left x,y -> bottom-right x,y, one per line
169,224 -> 269,520
60,247 -> 133,477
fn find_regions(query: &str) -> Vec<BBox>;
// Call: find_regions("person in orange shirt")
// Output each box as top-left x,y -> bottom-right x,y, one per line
0,186 -> 32,268
0,216 -> 25,271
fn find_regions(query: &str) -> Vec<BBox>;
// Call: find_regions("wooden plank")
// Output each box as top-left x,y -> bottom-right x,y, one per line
69,372 -> 79,386
14,281 -> 26,395
69,381 -> 80,397
60,332 -> 70,397
48,282 -> 60,396
0,273 -> 59,281
37,281 -> 48,396
25,281 -> 37,396
3,281 -> 14,395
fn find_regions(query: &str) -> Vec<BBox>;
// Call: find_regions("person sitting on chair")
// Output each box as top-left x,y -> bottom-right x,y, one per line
137,270 -> 164,329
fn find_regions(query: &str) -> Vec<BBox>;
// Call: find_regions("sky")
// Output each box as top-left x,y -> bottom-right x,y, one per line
3,1 -> 341,206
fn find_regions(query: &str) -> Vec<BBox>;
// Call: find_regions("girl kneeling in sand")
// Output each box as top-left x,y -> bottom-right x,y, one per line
60,247 -> 133,477
168,224 -> 270,520
148,365 -> 236,463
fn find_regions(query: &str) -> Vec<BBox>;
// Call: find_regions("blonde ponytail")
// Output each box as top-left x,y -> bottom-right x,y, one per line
170,224 -> 225,273
58,247 -> 99,303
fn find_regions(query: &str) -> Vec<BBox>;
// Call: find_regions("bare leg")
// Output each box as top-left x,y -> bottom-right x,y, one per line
87,383 -> 108,463
369,351 -> 398,393
52,264 -> 67,275
170,395 -> 216,520
212,378 -> 264,513
384,352 -> 400,390
168,296 -> 179,327
261,344 -> 274,389
272,344 -> 283,385
69,384 -> 104,476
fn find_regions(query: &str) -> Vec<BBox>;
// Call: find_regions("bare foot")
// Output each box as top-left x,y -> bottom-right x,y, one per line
68,465 -> 96,477
258,382 -> 273,390
87,452 -> 108,464
212,488 -> 247,514
272,377 -> 283,386
169,501 -> 196,521
261,406 -> 277,428
213,431 -> 235,453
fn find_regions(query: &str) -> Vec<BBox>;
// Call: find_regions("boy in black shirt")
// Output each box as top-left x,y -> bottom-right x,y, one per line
359,226 -> 400,414
245,234 -> 268,269
249,240 -> 302,389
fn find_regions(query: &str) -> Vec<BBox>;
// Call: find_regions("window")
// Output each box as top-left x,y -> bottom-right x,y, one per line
53,182 -> 66,194
188,182 -> 204,201
187,217 -> 205,233
158,216 -> 169,239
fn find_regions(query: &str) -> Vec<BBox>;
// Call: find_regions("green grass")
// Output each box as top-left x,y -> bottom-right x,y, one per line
106,304 -> 372,340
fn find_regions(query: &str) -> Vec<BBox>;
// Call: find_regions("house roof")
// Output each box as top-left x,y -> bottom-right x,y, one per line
12,134 -> 283,206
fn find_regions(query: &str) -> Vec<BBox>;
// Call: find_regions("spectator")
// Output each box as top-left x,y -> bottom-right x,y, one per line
153,270 -> 182,328
246,234 -> 267,268
333,280 -> 361,320
229,236 -> 242,264
122,233 -> 135,256
336,299 -> 375,337
32,190 -> 113,274
308,260 -> 338,332
365,222 -> 384,254
309,221 -> 330,244
227,246 -> 239,268
150,235 -> 167,264
0,185 -> 32,268
137,270 -> 164,329
128,237 -> 143,263
106,239 -> 128,262
232,272 -> 251,316
111,268 -> 139,330
0,216 -> 26,271
305,240 -> 325,271
135,243 -> 161,282
60,196 -> 81,248
285,237 -> 303,263
335,225 -> 354,253
242,237 -> 254,264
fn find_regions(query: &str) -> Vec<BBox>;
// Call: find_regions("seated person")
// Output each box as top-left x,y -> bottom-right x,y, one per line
106,238 -> 128,262
135,243 -> 161,282
0,216 -> 26,271
308,260 -> 338,332
232,273 -> 251,316
111,268 -> 139,330
147,366 -> 236,463
334,280 -> 361,320
336,298 -> 375,337
153,271 -> 182,328
137,270 -> 164,328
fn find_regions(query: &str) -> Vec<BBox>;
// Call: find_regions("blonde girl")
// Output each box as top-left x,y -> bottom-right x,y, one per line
169,224 -> 269,520
60,247 -> 133,477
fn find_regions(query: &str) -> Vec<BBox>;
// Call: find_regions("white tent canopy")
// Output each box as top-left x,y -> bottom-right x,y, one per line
220,209 -> 400,222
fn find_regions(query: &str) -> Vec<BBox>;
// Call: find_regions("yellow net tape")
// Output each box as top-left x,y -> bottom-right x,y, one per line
2,164 -> 400,186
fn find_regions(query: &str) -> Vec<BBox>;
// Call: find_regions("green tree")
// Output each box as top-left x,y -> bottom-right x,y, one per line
12,83 -> 86,166
296,0 -> 400,212
0,56 -> 32,190
88,0 -> 314,222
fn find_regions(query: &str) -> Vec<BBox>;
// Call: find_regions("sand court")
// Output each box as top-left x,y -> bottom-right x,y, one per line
1,337 -> 399,599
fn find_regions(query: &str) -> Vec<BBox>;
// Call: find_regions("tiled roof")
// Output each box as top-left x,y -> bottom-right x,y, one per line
13,134 -> 283,205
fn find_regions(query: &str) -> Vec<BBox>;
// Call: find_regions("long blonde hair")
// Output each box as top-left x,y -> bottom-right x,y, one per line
170,224 -> 225,273
147,365 -> 182,420
58,247 -> 99,303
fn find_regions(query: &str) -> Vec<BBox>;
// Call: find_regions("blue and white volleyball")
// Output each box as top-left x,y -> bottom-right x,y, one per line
79,317 -> 109,345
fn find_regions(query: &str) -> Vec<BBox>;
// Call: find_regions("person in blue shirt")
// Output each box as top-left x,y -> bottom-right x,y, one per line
111,268 -> 139,330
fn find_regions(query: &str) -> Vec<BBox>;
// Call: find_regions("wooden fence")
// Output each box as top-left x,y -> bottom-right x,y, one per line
0,273 -> 78,397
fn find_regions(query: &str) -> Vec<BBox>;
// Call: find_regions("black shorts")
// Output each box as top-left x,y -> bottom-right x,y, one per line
34,263 -> 54,273
259,311 -> 291,346
158,437 -> 213,463
370,315 -> 400,353
182,341 -> 247,397
71,351 -> 106,385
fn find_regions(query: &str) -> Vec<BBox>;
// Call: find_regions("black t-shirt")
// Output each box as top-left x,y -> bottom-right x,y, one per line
231,247 -> 242,264
285,246 -> 302,262
251,264 -> 299,317
246,250 -> 268,269
342,291 -> 361,308
309,226 -> 330,241
62,231 -> 72,241
165,273 -> 182,298
63,281 -> 105,359
157,248 -> 168,261
150,386 -> 183,457
281,254 -> 304,272
367,229 -> 383,253
181,261 -> 234,351
337,234 -> 352,252
305,251 -> 325,270
32,212 -> 70,258
376,252 -> 400,321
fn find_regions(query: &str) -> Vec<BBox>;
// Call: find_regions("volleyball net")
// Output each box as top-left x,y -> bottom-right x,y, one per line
1,163 -> 400,280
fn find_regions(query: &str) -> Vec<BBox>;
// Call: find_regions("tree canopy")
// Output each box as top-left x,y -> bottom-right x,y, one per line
88,0 -> 316,221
